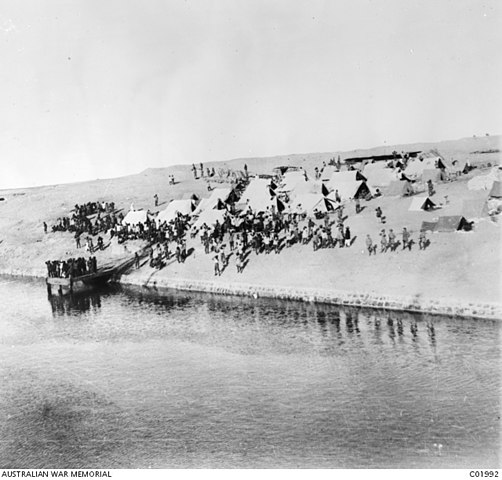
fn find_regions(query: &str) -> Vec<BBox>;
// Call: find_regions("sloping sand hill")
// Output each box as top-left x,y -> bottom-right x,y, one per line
0,135 -> 500,316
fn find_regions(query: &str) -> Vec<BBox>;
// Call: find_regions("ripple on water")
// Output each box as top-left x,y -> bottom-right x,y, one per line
0,279 -> 500,468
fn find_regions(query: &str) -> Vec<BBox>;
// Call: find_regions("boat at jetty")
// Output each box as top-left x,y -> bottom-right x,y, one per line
46,250 -> 144,296
46,266 -> 117,296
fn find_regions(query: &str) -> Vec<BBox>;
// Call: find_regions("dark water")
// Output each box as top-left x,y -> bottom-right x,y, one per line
0,277 -> 499,468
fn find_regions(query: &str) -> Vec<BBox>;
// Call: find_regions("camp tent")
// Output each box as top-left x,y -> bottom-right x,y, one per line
489,180 -> 502,198
420,220 -> 438,232
192,209 -> 227,230
122,210 -> 149,226
435,216 -> 471,232
385,180 -> 414,197
277,170 -> 308,193
408,196 -> 436,212
421,169 -> 442,183
291,193 -> 339,215
364,166 -> 397,187
320,166 -> 339,181
461,198 -> 489,219
420,154 -> 446,169
242,196 -> 285,214
467,169 -> 501,191
192,187 -> 232,216
404,157 -> 444,179
326,180 -> 371,201
157,199 -> 193,225
448,159 -> 471,176
329,170 -> 366,185
182,192 -> 200,202
240,178 -> 278,213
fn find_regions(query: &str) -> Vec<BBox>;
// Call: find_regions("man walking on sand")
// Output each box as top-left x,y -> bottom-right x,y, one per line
380,229 -> 387,253
402,227 -> 410,250
419,229 -> 427,250
154,194 -> 158,207
366,234 -> 375,255
388,229 -> 396,251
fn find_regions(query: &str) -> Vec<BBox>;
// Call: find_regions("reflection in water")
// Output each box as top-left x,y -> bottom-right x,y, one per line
49,290 -> 102,317
43,282 -> 476,363
0,278 -> 499,468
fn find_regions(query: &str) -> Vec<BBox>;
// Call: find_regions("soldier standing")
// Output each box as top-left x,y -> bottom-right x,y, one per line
402,227 -> 410,250
388,229 -> 396,250
380,229 -> 388,253
366,235 -> 374,255
419,229 -> 427,250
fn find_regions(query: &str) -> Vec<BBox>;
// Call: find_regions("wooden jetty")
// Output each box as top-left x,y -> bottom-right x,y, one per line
46,249 -> 146,296
46,267 -> 117,296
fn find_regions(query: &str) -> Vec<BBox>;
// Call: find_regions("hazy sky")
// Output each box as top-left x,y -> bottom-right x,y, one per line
1,0 -> 501,189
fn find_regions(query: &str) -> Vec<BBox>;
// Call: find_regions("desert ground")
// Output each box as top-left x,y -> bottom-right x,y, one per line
0,135 -> 500,317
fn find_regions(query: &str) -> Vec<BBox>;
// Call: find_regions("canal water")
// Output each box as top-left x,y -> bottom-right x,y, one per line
0,276 -> 499,468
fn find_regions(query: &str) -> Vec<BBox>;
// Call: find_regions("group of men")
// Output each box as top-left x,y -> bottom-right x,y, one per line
365,227 -> 428,255
192,201 -> 357,276
147,237 -> 188,270
45,256 -> 98,278
191,163 -> 218,180
49,200 -> 120,237
113,212 -> 190,246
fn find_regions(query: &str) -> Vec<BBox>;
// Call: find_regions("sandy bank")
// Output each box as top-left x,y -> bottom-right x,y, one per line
1,135 -> 500,320
118,273 -> 502,320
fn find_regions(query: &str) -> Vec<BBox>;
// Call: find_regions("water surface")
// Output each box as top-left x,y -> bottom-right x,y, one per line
0,277 -> 499,468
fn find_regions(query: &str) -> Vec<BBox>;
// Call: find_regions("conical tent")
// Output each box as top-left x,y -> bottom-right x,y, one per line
327,180 -> 370,201
291,193 -> 338,215
385,180 -> 413,197
192,209 -> 227,229
157,199 -> 193,224
408,196 -> 436,211
122,210 -> 149,226
240,178 -> 278,213
192,187 -> 232,216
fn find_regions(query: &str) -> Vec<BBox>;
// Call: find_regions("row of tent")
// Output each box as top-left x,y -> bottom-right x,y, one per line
122,165 -> 502,229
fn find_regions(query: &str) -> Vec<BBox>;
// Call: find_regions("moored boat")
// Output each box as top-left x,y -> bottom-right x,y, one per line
46,266 -> 116,296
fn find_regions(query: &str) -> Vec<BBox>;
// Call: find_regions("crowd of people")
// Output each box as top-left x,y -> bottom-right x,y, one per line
112,212 -> 190,248
46,256 -> 98,278
45,157 -> 437,279
50,200 -> 121,237
188,202 -> 359,276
